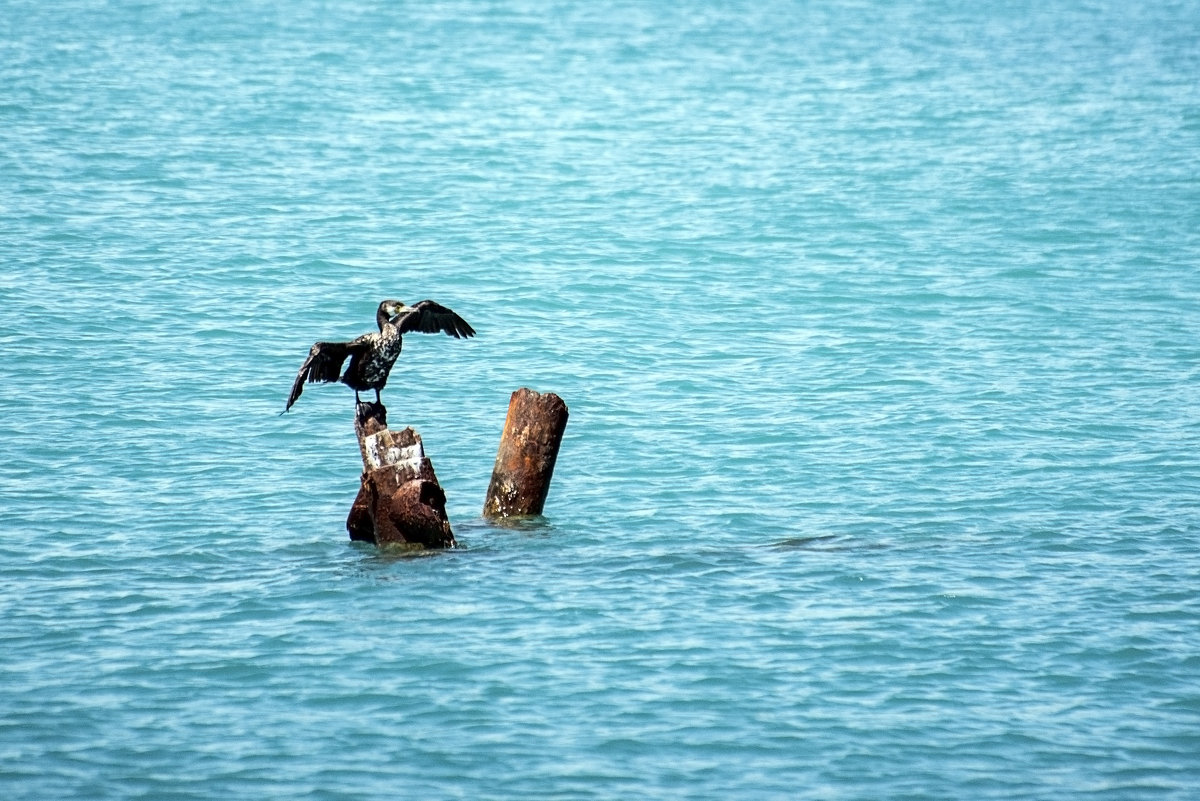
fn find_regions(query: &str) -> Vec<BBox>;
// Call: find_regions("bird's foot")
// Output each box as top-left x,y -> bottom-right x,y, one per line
355,398 -> 387,429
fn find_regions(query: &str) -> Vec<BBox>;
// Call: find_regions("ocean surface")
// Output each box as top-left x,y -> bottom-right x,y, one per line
3,1 -> 1199,798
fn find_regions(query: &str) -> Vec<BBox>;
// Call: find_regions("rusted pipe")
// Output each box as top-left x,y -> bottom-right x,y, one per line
347,401 -> 456,549
483,388 -> 568,518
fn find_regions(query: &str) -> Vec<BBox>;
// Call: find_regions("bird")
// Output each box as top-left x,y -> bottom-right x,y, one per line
284,299 -> 474,413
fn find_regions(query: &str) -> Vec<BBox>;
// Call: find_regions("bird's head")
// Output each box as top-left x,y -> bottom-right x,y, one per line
377,299 -> 408,329
380,299 -> 407,317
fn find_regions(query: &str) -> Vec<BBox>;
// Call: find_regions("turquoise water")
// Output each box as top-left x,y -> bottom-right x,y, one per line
3,1 -> 1200,797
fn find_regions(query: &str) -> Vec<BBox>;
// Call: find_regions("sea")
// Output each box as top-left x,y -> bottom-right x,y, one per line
2,1 -> 1199,798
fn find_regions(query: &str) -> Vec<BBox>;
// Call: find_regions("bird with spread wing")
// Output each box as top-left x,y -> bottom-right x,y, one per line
284,299 -> 474,413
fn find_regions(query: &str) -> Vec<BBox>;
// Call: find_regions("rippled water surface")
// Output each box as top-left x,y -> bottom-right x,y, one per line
3,1 -> 1200,798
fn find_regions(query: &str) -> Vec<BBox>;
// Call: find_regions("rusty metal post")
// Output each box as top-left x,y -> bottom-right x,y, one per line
347,401 -> 456,549
483,388 -> 568,518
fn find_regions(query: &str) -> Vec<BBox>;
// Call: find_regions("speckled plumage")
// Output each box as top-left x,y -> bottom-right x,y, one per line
284,299 -> 474,412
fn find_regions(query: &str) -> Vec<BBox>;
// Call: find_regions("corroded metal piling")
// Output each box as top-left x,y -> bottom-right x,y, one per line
347,402 -> 455,549
483,388 -> 569,518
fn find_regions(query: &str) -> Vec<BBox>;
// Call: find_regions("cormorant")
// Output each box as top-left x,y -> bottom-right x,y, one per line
284,299 -> 474,413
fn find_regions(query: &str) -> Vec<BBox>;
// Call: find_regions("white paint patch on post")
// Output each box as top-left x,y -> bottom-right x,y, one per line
362,432 -> 425,471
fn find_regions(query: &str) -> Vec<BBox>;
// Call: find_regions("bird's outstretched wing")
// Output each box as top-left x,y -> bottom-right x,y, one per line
284,339 -> 365,412
395,300 -> 476,339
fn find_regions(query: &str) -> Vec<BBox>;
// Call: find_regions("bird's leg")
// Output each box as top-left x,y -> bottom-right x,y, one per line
355,391 -> 362,404
374,389 -> 381,404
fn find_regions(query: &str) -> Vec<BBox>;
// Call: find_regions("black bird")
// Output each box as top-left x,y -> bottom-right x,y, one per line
284,299 -> 474,413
